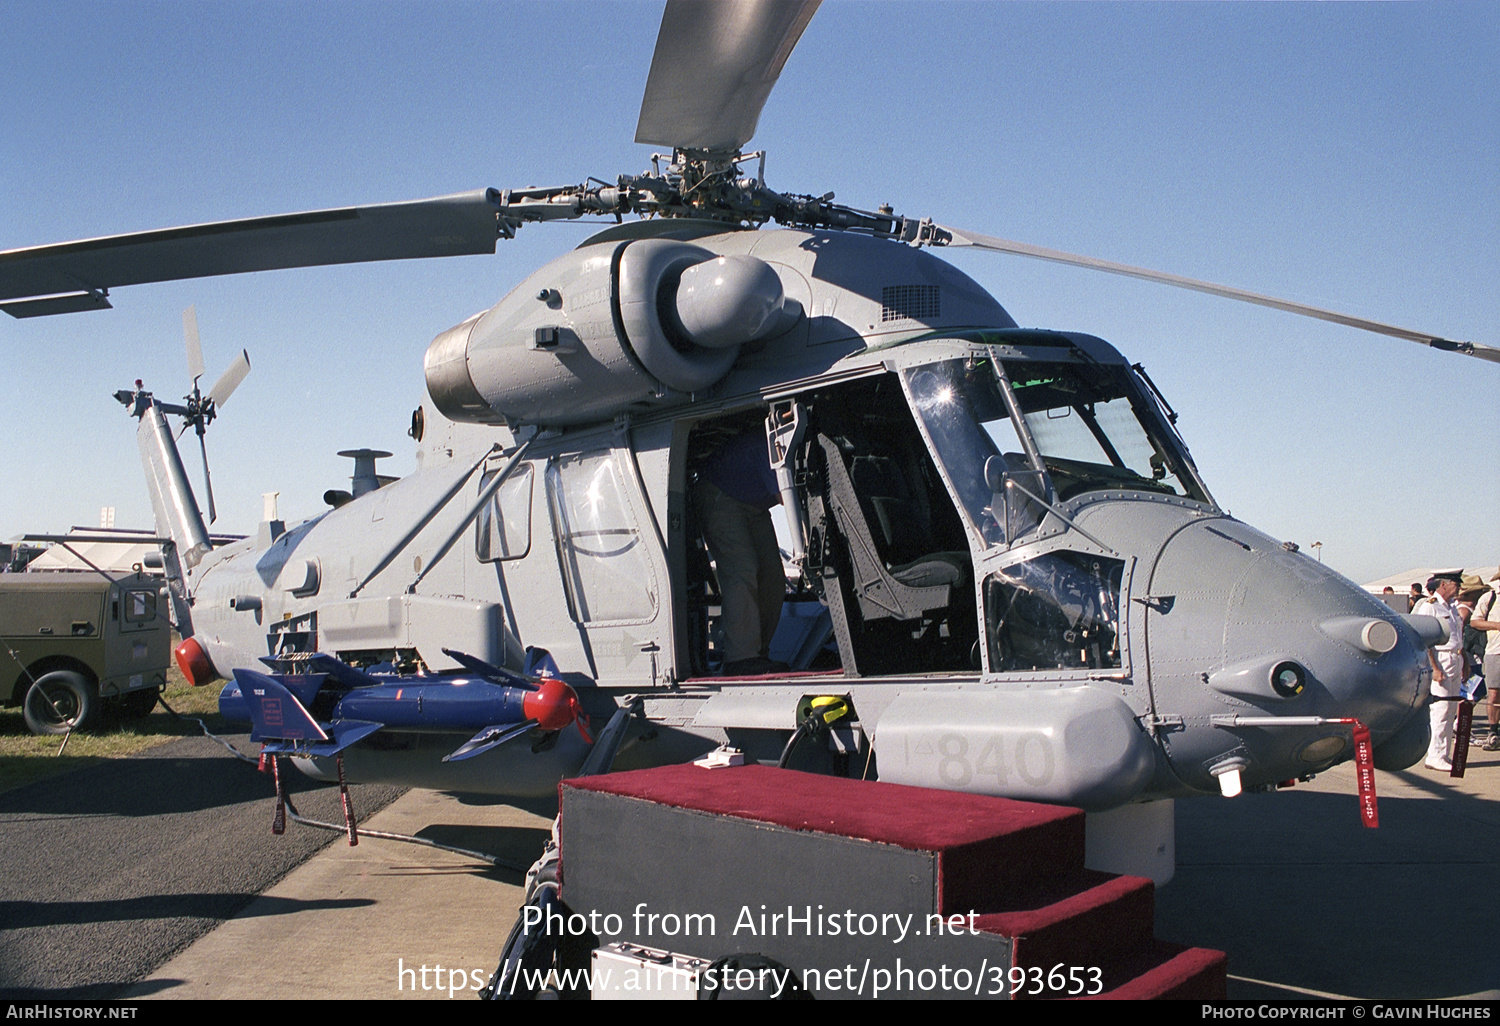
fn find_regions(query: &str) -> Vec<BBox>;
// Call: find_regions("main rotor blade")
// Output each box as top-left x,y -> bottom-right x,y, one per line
208,350 -> 251,410
183,305 -> 205,382
0,190 -> 504,318
636,0 -> 820,154
936,224 -> 1500,365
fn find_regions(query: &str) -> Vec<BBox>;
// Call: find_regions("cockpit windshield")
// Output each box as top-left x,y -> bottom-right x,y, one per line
1007,360 -> 1205,503
903,354 -> 1208,547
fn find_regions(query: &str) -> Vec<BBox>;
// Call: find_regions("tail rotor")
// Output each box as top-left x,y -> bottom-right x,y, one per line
175,305 -> 250,523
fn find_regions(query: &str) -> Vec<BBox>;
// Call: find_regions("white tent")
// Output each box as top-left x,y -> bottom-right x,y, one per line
22,529 -> 162,576
1361,568 -> 1443,595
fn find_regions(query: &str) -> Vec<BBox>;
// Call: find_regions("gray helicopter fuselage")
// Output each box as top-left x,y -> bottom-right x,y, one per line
165,223 -> 1429,809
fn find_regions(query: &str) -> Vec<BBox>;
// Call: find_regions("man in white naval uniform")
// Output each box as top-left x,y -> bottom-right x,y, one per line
1415,570 -> 1466,771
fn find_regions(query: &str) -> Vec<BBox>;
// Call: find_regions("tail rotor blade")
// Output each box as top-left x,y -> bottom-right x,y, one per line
198,430 -> 217,524
183,306 -> 205,382
208,349 -> 251,409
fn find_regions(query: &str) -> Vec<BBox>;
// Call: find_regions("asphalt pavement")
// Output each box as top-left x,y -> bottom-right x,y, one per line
0,732 -> 402,999
1157,732 -> 1500,1001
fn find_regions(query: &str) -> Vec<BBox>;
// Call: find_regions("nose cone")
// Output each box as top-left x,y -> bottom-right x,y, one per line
1142,516 -> 1426,793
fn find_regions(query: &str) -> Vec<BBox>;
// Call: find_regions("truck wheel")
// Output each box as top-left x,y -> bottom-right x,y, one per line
23,671 -> 98,736
116,688 -> 160,719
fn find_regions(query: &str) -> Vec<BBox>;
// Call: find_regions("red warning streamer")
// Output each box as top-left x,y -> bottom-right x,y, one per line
1351,722 -> 1378,828
336,754 -> 360,847
1219,715 -> 1381,828
1452,700 -> 1474,779
269,754 -> 287,836
1331,718 -> 1378,829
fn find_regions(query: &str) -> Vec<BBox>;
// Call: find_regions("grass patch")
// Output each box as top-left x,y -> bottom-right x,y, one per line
0,665 -> 232,794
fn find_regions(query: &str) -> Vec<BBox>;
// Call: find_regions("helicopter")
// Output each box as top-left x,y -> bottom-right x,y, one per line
2,2 -> 1495,880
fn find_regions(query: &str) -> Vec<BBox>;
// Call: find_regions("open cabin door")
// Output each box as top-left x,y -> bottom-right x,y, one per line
792,373 -> 980,677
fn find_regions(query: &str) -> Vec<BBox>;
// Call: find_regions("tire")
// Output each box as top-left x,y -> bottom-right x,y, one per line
23,671 -> 98,736
115,687 -> 160,720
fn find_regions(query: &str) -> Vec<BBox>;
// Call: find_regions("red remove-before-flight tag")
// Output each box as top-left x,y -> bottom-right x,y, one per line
1452,700 -> 1474,779
1351,721 -> 1378,829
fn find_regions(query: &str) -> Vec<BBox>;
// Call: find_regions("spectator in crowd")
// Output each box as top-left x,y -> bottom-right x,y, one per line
1414,570 -> 1466,771
1469,567 -> 1500,752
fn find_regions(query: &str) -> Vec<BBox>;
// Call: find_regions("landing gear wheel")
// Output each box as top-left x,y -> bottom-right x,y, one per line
115,687 -> 160,720
23,671 -> 97,736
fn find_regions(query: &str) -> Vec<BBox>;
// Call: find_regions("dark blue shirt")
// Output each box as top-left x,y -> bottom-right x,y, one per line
702,430 -> 781,509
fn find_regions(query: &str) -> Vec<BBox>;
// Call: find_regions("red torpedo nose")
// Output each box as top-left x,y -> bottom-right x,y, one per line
174,636 -> 218,686
522,676 -> 584,732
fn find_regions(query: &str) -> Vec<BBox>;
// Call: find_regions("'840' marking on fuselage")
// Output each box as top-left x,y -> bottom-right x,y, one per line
906,731 -> 1056,790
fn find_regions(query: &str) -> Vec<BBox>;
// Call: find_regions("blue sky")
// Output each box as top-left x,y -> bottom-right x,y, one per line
2,1 -> 1496,585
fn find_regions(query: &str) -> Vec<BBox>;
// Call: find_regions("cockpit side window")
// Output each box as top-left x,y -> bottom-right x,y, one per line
902,359 -> 1043,548
984,553 -> 1124,672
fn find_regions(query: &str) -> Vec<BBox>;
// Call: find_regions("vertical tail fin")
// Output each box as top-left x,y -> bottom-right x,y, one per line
137,399 -> 212,570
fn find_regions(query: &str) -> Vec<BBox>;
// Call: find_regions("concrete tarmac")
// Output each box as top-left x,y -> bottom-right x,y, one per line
122,790 -> 554,1000
112,716 -> 1500,1001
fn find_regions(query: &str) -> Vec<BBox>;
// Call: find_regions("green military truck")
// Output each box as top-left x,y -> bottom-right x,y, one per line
1,572 -> 172,735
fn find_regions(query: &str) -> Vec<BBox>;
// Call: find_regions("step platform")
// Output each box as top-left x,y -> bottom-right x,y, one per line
558,763 -> 1225,1000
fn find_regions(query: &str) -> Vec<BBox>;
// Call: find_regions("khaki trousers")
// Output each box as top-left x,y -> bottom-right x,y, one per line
697,482 -> 784,663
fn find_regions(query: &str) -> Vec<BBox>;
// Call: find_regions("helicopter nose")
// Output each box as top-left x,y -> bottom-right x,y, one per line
1143,517 -> 1427,794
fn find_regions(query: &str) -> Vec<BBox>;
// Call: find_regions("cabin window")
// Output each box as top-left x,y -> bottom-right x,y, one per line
123,589 -> 156,623
475,464 -> 533,562
547,451 -> 658,624
984,552 -> 1124,672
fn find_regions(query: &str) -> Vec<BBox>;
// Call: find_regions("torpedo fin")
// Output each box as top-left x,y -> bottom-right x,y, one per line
442,719 -> 540,763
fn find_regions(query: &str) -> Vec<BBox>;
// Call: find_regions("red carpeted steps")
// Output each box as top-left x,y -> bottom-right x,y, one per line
560,763 -> 1224,1000
974,871 -> 1154,975
1086,941 -> 1229,1000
